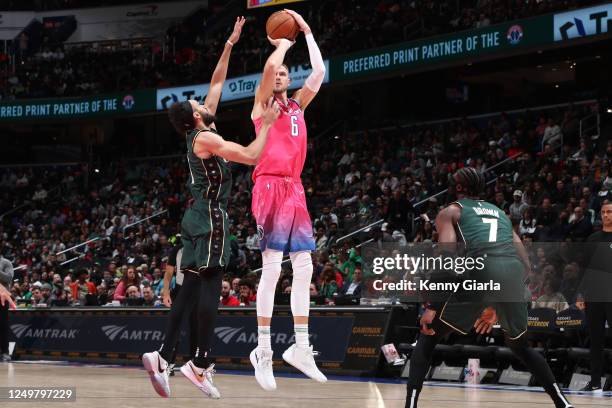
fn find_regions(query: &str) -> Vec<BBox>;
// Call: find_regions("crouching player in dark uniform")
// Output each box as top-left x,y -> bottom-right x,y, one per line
405,167 -> 573,408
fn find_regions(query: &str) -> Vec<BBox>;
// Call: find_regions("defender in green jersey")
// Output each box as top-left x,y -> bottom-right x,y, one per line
142,17 -> 281,401
405,167 -> 573,408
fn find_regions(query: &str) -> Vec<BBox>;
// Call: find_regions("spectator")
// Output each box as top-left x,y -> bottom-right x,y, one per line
220,280 -> 240,306
315,227 -> 328,250
542,118 -> 562,148
41,283 -> 52,304
533,275 -> 569,313
126,285 -> 140,300
536,197 -> 558,228
31,287 -> 44,306
238,280 -> 256,306
568,206 -> 592,241
70,269 -> 97,304
142,285 -> 157,306
494,191 -> 509,212
245,226 -> 260,251
508,189 -> 528,223
231,277 -> 241,297
519,208 -> 537,238
319,268 -> 338,300
151,268 -> 163,294
114,266 -> 141,301
340,266 -> 363,297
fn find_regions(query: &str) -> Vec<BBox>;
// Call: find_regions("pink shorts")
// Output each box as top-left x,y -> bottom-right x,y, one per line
251,176 -> 315,254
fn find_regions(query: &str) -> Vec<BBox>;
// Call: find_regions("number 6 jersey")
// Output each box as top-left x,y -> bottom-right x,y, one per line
252,97 -> 307,183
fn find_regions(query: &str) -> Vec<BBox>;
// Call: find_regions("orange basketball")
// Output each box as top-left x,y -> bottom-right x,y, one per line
266,11 -> 299,41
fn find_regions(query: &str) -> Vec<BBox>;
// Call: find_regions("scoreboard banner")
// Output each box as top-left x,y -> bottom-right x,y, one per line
0,89 -> 156,122
247,0 -> 305,9
330,14 -> 553,82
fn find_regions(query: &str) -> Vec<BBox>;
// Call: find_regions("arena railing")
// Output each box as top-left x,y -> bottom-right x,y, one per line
330,99 -> 598,245
579,112 -> 600,141
56,209 -> 169,266
334,151 -> 524,245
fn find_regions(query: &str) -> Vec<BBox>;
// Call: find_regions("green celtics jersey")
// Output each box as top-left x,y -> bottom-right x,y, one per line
185,128 -> 232,203
454,198 -> 515,257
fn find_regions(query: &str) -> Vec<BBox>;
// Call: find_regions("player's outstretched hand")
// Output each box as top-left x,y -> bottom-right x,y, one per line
420,308 -> 437,336
228,16 -> 246,45
474,307 -> 497,334
0,285 -> 16,309
261,96 -> 280,126
283,9 -> 311,34
267,36 -> 294,49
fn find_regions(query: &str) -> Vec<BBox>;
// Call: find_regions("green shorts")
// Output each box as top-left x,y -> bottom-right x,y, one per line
438,257 -> 528,339
180,200 -> 231,272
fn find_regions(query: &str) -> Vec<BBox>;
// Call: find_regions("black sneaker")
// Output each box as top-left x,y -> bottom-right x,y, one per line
580,381 -> 602,392
168,363 -> 176,377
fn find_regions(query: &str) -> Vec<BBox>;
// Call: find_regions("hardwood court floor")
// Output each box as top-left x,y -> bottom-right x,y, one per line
1,362 -> 610,408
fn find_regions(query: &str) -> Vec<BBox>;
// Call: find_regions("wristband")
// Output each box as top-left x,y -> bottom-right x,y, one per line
226,40 -> 234,46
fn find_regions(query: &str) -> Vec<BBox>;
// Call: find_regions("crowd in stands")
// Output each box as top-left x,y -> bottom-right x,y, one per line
1,0 -> 167,11
0,0 -> 601,100
0,100 -> 608,310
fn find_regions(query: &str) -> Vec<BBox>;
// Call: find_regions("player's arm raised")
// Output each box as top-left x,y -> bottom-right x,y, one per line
196,97 -> 279,165
253,38 -> 294,118
284,9 -> 326,110
204,17 -> 246,116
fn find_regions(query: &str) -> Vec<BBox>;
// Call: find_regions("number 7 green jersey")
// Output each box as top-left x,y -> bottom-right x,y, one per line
453,198 -> 516,257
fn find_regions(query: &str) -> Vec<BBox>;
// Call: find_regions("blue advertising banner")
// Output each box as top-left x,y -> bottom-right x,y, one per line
211,315 -> 353,360
7,307 -> 392,374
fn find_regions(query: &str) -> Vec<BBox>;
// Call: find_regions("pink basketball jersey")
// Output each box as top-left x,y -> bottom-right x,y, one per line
252,98 -> 307,182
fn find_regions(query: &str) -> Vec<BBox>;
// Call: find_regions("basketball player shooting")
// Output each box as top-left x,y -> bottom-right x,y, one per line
405,168 -> 573,408
141,17 -> 281,400
249,9 -> 327,391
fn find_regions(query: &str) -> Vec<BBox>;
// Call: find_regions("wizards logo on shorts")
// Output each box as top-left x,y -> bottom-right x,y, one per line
506,25 -> 523,45
122,95 -> 135,110
257,225 -> 265,240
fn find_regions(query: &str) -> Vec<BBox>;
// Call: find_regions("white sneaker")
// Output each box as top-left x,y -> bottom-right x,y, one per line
249,347 -> 276,391
142,351 -> 170,397
180,360 -> 221,399
282,344 -> 327,383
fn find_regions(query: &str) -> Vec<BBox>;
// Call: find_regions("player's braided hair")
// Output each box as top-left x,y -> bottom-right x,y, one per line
168,101 -> 195,135
453,167 -> 485,196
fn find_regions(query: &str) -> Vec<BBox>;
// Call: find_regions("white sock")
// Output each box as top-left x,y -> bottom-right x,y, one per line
258,326 -> 272,350
294,324 -> 309,348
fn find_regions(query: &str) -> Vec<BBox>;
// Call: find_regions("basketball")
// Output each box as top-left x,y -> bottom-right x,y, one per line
266,11 -> 299,41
